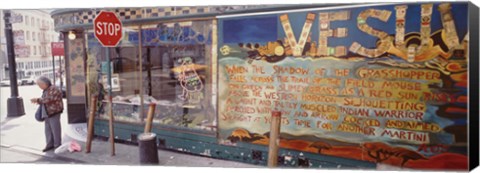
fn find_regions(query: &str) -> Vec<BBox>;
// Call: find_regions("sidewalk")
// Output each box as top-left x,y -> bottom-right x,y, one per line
0,103 -> 258,167
53,139 -> 258,167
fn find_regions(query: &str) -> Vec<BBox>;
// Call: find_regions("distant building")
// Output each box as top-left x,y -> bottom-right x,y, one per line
0,10 -> 62,81
0,11 -> 6,81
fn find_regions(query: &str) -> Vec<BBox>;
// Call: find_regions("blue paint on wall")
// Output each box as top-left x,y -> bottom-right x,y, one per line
222,16 -> 278,44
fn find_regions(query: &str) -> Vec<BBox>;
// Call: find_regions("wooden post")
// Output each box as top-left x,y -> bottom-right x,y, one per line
108,96 -> 115,156
144,103 -> 156,133
85,97 -> 97,153
268,111 -> 282,167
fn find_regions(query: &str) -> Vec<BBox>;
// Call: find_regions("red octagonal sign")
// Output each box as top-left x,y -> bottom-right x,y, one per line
94,11 -> 123,47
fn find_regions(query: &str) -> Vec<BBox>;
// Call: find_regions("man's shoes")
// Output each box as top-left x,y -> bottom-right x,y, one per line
42,146 -> 55,152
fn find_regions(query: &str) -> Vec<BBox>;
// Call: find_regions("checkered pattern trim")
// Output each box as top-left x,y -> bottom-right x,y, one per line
116,8 -> 143,20
53,6 -> 248,28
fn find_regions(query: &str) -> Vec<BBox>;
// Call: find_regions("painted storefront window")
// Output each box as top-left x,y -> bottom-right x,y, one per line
139,20 -> 216,130
86,21 -> 216,131
218,3 -> 469,170
86,27 -> 145,123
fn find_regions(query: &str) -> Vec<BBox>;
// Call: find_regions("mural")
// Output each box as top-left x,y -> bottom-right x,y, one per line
218,3 -> 469,170
68,38 -> 87,97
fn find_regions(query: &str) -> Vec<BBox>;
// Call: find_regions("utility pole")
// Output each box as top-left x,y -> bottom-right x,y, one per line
4,10 -> 25,117
57,34 -> 64,90
52,55 -> 55,85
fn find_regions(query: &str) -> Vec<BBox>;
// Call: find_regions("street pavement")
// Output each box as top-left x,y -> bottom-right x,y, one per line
1,145 -> 76,164
1,85 -> 55,151
0,85 -> 259,167
1,85 -> 41,120
1,146 -> 61,163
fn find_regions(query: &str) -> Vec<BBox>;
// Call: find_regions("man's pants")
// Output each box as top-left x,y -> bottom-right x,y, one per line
44,113 -> 62,148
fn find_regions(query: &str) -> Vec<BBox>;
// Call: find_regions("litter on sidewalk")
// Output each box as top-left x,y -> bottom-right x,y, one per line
54,140 -> 82,154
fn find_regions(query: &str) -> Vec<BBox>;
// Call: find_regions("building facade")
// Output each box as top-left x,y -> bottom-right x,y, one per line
1,10 -> 62,81
51,3 -> 479,171
0,11 -> 6,81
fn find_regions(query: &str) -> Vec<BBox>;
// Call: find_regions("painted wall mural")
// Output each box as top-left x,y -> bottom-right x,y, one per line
68,38 -> 87,97
217,3 -> 469,170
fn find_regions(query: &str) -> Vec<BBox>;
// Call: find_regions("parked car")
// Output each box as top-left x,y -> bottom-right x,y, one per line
0,79 -> 22,87
0,79 -> 10,87
21,75 -> 36,85
55,79 -> 66,98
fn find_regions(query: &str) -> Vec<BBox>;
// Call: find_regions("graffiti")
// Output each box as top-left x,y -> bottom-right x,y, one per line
362,142 -> 431,168
309,141 -> 332,154
392,147 -> 428,168
417,144 -> 450,154
218,2 -> 469,170
362,142 -> 397,163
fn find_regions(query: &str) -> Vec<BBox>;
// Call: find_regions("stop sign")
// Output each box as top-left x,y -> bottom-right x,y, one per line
94,11 -> 123,47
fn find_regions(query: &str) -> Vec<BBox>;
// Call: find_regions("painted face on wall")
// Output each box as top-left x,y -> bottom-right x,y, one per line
395,5 -> 407,18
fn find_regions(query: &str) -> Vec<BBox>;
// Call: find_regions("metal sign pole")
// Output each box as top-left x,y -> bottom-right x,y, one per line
52,55 -> 55,85
93,10 -> 121,157
138,26 -> 144,121
4,10 -> 25,117
106,48 -> 115,156
60,56 -> 63,89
